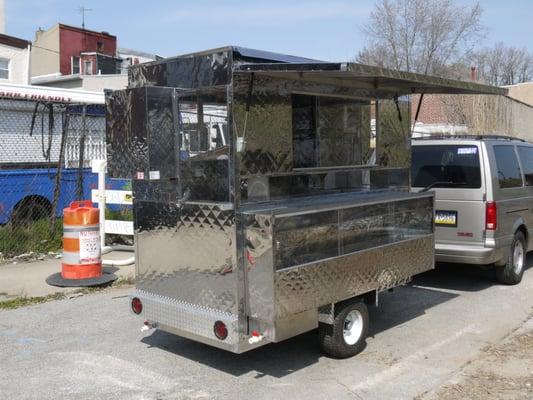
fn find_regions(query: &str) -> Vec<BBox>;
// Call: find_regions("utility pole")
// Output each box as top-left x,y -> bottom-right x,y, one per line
79,6 -> 93,30
0,0 -> 5,34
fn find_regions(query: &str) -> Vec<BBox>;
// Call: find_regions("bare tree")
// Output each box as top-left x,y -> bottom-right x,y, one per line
358,0 -> 484,76
473,43 -> 533,86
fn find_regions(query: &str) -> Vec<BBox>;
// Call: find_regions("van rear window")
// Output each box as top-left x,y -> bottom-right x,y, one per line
411,145 -> 481,188
518,146 -> 533,186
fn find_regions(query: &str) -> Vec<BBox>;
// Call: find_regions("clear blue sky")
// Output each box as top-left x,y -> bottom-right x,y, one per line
7,0 -> 533,61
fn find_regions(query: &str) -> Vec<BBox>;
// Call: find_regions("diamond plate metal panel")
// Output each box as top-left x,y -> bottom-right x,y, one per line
233,74 -> 293,176
106,87 -> 177,179
135,289 -> 239,345
128,51 -> 230,89
240,149 -> 291,175
274,235 -> 434,318
243,193 -> 434,325
377,97 -> 411,169
106,88 -> 147,179
136,203 -> 238,314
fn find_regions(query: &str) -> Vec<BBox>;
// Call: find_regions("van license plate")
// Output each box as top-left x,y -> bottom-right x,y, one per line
435,210 -> 458,227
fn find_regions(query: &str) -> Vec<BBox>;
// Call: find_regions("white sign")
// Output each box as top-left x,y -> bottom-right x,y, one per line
91,189 -> 133,205
0,82 -> 104,104
105,220 -> 134,236
457,147 -> 477,155
79,231 -> 101,264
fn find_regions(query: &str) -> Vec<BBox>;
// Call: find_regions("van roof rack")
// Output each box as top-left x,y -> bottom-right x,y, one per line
412,134 -> 526,142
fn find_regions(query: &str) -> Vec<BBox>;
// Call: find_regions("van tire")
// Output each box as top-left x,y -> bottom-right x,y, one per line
318,301 -> 368,358
496,231 -> 526,285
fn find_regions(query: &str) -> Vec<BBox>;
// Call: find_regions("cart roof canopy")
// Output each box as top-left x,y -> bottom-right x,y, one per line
134,45 -> 323,69
235,62 -> 507,97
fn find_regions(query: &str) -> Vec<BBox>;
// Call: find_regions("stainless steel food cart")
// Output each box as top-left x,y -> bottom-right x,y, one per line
106,47 -> 505,357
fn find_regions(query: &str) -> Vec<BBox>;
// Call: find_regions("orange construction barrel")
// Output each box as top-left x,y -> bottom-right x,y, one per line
46,200 -> 117,287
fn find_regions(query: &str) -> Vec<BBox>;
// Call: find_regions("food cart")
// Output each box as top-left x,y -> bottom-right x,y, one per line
106,47 -> 505,357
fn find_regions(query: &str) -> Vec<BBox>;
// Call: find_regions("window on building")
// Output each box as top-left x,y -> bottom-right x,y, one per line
97,41 -> 104,53
494,145 -> 523,188
518,146 -> 533,186
83,60 -> 93,75
0,58 -> 10,79
72,56 -> 80,74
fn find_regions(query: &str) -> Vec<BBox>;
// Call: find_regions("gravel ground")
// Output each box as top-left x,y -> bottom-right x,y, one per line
425,315 -> 533,400
0,258 -> 532,400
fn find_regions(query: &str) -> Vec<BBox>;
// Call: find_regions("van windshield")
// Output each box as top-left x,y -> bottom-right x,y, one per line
411,145 -> 481,188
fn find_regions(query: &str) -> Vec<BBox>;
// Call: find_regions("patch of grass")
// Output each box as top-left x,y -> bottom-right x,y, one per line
114,275 -> 135,286
0,292 -> 65,310
76,275 -> 135,294
0,219 -> 63,257
105,207 -> 133,222
0,276 -> 135,310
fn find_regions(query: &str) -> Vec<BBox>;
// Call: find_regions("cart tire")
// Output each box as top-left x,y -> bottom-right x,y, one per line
319,301 -> 369,358
496,231 -> 526,285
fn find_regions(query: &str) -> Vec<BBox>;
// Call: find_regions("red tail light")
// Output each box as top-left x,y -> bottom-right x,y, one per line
213,321 -> 228,340
486,202 -> 497,230
131,297 -> 143,314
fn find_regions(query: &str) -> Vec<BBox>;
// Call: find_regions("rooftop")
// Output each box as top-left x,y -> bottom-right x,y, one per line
0,32 -> 31,49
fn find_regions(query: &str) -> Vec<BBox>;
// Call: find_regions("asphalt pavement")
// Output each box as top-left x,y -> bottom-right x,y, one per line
1,256 -> 532,400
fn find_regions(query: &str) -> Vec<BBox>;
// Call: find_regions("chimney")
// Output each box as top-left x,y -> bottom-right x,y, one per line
470,66 -> 478,82
35,27 -> 45,41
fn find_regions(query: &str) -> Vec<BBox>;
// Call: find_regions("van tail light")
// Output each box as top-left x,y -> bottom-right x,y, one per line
485,202 -> 497,230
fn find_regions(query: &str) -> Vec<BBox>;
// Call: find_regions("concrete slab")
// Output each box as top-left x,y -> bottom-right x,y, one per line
0,251 -> 135,298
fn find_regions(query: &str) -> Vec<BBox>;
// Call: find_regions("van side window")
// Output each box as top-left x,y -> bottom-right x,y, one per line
494,145 -> 523,188
518,146 -> 533,186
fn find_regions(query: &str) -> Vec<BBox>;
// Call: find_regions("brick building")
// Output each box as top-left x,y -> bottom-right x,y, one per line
30,24 -> 126,91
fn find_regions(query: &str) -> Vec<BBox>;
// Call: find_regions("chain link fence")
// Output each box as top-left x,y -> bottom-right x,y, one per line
0,96 -> 116,259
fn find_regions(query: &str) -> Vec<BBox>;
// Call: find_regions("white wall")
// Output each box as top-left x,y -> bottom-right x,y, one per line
34,74 -> 128,91
81,74 -> 128,91
505,83 -> 533,108
0,43 -> 30,84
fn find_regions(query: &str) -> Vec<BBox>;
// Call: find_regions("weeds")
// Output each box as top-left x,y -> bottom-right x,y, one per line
0,219 -> 63,257
0,276 -> 135,310
0,207 -> 133,257
0,292 -> 65,310
105,207 -> 133,221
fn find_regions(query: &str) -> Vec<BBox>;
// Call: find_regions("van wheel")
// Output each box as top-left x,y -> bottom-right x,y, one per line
318,301 -> 368,358
497,231 -> 526,285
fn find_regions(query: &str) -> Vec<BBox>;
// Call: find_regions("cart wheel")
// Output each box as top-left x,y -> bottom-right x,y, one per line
319,301 -> 369,358
497,231 -> 526,285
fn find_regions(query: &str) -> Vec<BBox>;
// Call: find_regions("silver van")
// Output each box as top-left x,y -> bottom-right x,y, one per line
411,136 -> 533,284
